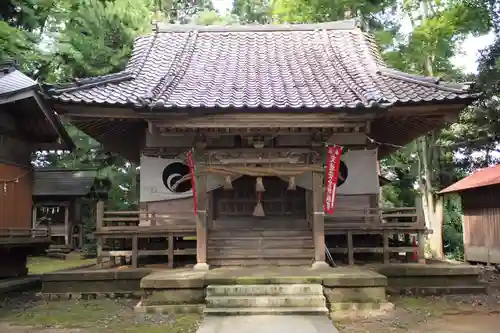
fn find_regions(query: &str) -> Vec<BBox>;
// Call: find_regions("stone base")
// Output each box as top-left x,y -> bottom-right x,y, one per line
311,261 -> 330,270
134,301 -> 204,314
194,263 -> 210,271
142,288 -> 206,306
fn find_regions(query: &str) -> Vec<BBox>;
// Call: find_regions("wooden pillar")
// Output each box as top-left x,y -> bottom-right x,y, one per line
347,231 -> 354,265
64,203 -> 70,246
96,200 -> 104,268
32,205 -> 37,229
194,174 -> 209,270
167,233 -> 174,269
131,234 -> 138,268
415,197 -> 426,263
418,231 -> 426,264
311,171 -> 328,269
383,230 -> 390,264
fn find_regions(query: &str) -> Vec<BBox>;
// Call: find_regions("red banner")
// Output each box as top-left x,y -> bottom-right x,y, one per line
186,151 -> 197,215
324,145 -> 342,215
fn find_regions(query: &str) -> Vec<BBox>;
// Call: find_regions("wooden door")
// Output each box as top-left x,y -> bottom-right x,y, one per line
213,176 -> 306,218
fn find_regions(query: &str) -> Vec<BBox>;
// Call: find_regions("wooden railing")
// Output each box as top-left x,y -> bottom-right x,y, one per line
325,207 -> 423,228
0,228 -> 50,244
94,207 -> 196,269
324,207 -> 428,265
99,210 -> 196,231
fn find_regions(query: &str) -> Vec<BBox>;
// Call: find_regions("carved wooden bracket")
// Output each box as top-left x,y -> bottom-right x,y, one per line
198,148 -> 321,166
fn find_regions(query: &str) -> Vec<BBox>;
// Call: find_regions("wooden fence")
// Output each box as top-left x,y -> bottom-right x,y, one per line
0,228 -> 50,245
94,206 -> 196,268
325,207 -> 429,264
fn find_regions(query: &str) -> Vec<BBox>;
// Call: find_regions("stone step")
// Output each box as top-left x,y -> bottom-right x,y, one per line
203,306 -> 329,316
206,284 -> 323,297
206,295 -> 326,308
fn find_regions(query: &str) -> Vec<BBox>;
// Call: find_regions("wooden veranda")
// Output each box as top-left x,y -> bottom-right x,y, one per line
94,203 -> 428,268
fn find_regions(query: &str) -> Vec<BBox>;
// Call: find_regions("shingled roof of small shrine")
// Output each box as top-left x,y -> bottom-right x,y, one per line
48,20 -> 475,110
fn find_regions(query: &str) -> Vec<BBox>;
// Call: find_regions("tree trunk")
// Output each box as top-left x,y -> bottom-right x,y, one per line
418,135 -> 444,260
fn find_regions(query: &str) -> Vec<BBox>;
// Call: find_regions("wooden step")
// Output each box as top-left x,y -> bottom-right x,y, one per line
208,249 -> 313,258
208,258 -> 312,266
209,230 -> 311,238
208,239 -> 313,249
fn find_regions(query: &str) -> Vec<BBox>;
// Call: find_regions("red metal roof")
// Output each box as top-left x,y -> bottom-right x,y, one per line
439,164 -> 500,194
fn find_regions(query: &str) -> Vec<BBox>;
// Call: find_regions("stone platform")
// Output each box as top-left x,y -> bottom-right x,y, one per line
138,266 -> 389,317
370,263 -> 487,295
140,266 -> 386,288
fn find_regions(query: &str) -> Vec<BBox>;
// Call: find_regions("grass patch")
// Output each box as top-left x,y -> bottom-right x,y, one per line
28,255 -> 95,274
0,298 -> 201,333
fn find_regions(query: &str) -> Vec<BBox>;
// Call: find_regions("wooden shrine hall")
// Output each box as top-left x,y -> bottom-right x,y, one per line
45,20 -> 477,269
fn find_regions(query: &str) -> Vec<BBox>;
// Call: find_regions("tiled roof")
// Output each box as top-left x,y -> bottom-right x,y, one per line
439,164 -> 500,194
48,20 -> 475,110
0,62 -> 37,99
33,169 -> 99,197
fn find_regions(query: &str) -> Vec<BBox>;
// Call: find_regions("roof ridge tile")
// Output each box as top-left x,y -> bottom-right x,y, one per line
154,19 -> 360,34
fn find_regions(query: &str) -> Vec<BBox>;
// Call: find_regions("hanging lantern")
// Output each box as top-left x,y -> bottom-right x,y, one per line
253,192 -> 265,217
255,177 -> 265,192
287,176 -> 296,190
223,175 -> 233,190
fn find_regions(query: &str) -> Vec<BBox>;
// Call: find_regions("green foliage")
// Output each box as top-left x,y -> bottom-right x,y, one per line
192,9 -> 240,25
152,0 -> 214,23
232,0 -> 271,23
270,0 -> 396,25
54,0 -> 152,80
443,196 -> 464,259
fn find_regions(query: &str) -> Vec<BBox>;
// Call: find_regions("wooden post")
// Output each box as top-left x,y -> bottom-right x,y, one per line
383,230 -> 390,264
194,175 -> 209,270
415,197 -> 426,263
32,205 -> 37,230
347,231 -> 354,265
311,171 -> 328,269
64,203 -> 70,246
168,233 -> 174,269
96,200 -> 104,268
131,234 -> 138,268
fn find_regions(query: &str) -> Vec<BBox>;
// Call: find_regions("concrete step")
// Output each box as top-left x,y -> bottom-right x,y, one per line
206,295 -> 326,308
203,306 -> 329,316
206,284 -> 323,297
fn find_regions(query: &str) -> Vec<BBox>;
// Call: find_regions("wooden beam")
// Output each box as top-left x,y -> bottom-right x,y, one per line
154,113 -> 374,129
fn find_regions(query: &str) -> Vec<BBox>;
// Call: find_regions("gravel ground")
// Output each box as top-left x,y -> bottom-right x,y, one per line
337,266 -> 500,333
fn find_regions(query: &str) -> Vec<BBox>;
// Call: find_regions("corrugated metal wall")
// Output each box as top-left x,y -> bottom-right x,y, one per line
0,163 -> 33,230
462,185 -> 500,264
